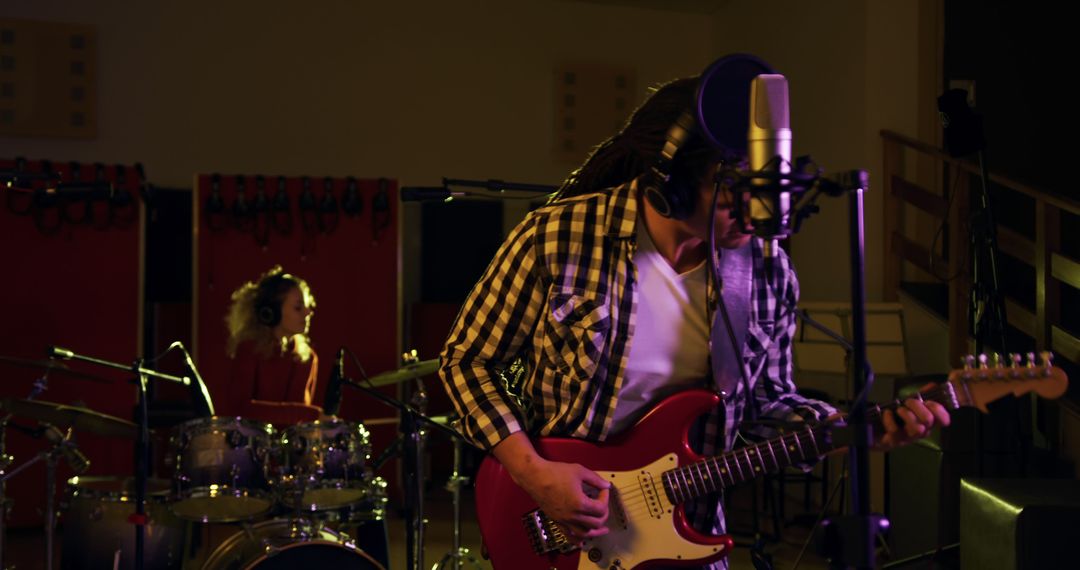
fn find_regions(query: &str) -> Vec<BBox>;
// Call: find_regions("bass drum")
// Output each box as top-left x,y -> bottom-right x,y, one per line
61,476 -> 184,570
201,518 -> 384,570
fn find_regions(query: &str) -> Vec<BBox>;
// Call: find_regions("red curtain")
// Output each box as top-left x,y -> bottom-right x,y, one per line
192,174 -> 401,483
0,158 -> 143,526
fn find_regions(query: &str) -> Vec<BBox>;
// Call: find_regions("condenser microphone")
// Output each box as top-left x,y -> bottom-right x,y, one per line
745,74 -> 793,269
171,342 -> 215,417
323,347 -> 346,416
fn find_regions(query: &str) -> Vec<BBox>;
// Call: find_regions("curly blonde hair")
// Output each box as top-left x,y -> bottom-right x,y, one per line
225,265 -> 316,362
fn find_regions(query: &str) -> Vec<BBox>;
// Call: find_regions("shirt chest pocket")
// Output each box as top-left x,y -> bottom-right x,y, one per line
542,292 -> 611,380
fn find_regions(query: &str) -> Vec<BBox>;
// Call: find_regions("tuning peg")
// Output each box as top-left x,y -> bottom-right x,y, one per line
962,355 -> 976,376
1008,353 -> 1023,377
978,354 -> 989,370
1040,351 -> 1054,376
990,353 -> 1004,377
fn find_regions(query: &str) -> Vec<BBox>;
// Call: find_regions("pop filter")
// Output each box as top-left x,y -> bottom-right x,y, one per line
695,53 -> 775,157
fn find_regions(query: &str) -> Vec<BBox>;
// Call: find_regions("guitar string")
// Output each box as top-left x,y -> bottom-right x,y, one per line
613,385 -> 948,511
571,382 -> 966,516
547,374 -> 1054,529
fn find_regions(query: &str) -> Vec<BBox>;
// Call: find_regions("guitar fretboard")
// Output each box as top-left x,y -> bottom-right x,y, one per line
660,381 -> 961,505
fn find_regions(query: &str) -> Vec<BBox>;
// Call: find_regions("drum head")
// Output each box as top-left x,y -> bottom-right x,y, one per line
202,519 -> 385,570
170,489 -> 273,523
245,541 -> 383,569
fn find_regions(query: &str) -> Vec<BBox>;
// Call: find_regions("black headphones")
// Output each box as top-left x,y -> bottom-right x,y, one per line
640,108 -> 700,220
641,54 -> 776,221
254,272 -> 292,327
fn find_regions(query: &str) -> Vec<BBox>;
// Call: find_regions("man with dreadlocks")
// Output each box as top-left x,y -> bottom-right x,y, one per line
439,75 -> 948,567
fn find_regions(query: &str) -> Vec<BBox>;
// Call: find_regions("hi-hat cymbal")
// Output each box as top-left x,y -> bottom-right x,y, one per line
1,398 -> 137,439
365,359 -> 439,387
0,355 -> 111,384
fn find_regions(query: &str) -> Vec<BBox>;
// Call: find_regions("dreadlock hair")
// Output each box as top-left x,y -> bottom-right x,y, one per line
550,76 -> 729,204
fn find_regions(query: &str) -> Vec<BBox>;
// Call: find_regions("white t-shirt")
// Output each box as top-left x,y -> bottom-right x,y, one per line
609,221 -> 711,435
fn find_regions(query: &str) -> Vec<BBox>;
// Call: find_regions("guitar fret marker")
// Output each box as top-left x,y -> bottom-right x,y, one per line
806,428 -> 820,457
732,452 -> 747,482
707,457 -> 723,492
690,463 -> 706,496
778,434 -> 792,465
743,447 -> 759,473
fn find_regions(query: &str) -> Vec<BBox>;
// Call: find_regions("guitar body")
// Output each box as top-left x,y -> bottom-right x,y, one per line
475,389 -> 734,570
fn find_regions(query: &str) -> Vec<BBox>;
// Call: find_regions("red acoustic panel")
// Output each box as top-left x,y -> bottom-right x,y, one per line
0,158 -> 144,527
192,174 -> 400,482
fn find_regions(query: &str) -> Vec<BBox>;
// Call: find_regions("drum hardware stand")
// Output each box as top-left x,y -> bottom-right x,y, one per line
337,358 -> 461,570
46,345 -> 190,570
432,431 -> 482,570
0,369 -> 52,568
0,424 -> 87,570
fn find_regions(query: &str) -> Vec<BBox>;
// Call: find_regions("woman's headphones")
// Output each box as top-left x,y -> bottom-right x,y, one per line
254,271 -> 292,327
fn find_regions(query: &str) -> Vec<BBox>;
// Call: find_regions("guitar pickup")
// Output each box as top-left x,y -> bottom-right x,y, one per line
638,471 -> 664,519
522,509 -> 577,555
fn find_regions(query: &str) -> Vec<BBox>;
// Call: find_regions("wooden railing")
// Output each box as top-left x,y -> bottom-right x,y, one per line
881,129 -> 1080,369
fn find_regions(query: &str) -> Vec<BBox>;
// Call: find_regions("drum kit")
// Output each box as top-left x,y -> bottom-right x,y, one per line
0,351 -> 474,570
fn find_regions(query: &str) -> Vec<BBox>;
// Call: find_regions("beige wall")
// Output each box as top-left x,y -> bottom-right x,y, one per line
0,0 -> 716,308
2,1 -> 929,309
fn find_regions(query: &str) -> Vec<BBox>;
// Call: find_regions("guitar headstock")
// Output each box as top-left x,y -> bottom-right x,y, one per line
947,351 -> 1068,413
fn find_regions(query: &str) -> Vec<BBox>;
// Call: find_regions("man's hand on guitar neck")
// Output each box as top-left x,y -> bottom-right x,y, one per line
876,383 -> 952,450
827,383 -> 952,452
492,431 -> 611,540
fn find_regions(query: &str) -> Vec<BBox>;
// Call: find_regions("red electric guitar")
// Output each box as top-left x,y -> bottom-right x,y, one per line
475,353 -> 1069,570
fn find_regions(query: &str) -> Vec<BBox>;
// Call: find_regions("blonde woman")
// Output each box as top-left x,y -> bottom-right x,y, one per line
225,266 -> 323,424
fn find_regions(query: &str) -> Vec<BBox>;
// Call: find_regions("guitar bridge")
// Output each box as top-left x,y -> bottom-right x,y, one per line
522,509 -> 578,555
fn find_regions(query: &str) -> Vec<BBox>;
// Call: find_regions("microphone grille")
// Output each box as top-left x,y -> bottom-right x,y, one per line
752,74 -> 790,130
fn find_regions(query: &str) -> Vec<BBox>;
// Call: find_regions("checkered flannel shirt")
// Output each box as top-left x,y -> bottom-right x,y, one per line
439,180 -> 835,549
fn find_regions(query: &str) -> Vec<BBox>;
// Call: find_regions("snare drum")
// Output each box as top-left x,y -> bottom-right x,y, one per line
61,476 -> 184,570
278,419 -> 372,511
201,518 -> 385,570
170,416 -> 275,522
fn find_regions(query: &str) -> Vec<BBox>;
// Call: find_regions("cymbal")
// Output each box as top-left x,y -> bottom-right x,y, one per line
1,398 -> 137,439
365,359 -> 439,387
0,355 -> 111,384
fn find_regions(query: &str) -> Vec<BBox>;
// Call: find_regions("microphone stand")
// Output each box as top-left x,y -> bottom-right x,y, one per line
400,177 -> 556,202
788,172 -> 888,569
337,375 -> 462,570
740,166 -> 884,568
47,346 -> 190,570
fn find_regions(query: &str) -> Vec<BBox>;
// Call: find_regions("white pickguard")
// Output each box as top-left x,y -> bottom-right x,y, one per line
578,454 -> 727,569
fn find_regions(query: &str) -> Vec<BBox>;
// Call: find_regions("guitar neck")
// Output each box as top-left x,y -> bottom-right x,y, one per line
660,352 -> 1067,505
660,380 -> 963,505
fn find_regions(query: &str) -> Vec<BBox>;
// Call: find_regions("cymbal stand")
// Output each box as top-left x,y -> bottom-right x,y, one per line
0,436 -> 71,570
46,346 -> 189,570
432,434 -> 481,570
0,370 -> 51,568
339,375 -> 460,570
